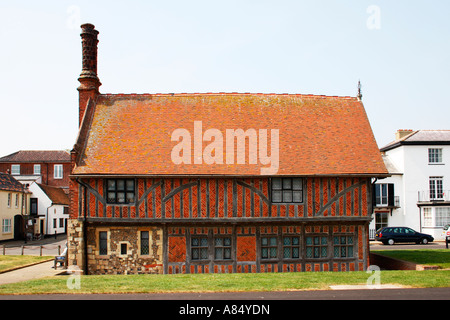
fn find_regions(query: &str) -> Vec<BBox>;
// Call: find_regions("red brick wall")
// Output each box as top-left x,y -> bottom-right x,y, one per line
69,176 -> 371,274
0,162 -> 70,188
71,177 -> 371,220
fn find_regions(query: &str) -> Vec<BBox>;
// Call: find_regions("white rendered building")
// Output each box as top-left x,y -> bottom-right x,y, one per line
370,130 -> 450,240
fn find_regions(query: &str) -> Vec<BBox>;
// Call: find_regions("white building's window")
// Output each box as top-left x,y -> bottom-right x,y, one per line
15,194 -> 19,208
423,208 -> 433,227
11,165 -> 20,175
34,164 -> 41,175
2,219 -> 11,233
54,164 -> 63,179
436,207 -> 450,227
429,177 -> 443,200
374,183 -> 395,207
7,193 -> 11,208
428,148 -> 443,164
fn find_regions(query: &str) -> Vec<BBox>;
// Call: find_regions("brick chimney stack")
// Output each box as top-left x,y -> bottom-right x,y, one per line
395,129 -> 413,141
78,23 -> 101,126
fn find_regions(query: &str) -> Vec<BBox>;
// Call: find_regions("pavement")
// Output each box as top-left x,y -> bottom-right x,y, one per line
0,234 -> 69,286
0,261 -> 67,285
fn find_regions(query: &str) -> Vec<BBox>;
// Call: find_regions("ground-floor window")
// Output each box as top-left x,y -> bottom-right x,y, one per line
375,211 -> 389,231
214,237 -> 232,260
2,219 -> 11,233
140,231 -> 150,255
283,236 -> 301,259
191,237 -> 208,260
99,231 -> 108,255
261,237 -> 278,259
305,236 -> 328,258
422,206 -> 450,227
333,236 -> 354,258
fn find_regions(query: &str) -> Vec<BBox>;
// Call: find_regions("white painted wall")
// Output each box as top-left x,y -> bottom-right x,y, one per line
28,182 -> 68,235
371,144 -> 450,240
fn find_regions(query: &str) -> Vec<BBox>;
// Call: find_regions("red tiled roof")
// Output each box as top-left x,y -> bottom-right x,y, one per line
0,150 -> 71,163
37,184 -> 69,205
0,173 -> 24,192
73,93 -> 387,177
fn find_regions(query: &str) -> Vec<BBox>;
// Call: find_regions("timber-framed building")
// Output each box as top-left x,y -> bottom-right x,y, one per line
68,24 -> 388,275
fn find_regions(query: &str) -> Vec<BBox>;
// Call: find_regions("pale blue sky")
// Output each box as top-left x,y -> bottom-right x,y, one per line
1,1 -> 449,157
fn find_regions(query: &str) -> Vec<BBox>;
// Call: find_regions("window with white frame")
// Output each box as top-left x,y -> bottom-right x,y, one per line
34,164 -> 41,175
2,219 -> 11,233
375,184 -> 388,206
436,207 -> 450,227
54,164 -> 63,179
15,194 -> 19,208
7,193 -> 11,208
11,165 -> 20,175
428,148 -> 443,164
374,183 -> 395,206
429,177 -> 443,200
423,208 -> 433,227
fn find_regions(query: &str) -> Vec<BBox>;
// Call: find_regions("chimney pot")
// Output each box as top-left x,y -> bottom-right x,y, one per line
78,23 -> 101,126
79,24 -> 100,82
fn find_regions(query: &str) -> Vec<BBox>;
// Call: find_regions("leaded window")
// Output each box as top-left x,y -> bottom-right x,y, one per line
107,179 -> 136,204
305,236 -> 327,258
141,231 -> 150,255
283,236 -> 300,259
191,237 -> 208,260
261,236 -> 278,259
214,237 -> 231,260
99,231 -> 108,255
271,178 -> 303,203
333,236 -> 354,258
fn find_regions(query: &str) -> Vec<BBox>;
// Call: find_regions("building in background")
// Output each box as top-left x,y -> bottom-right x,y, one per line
0,150 -> 71,193
27,182 -> 69,237
370,129 -> 450,240
0,173 -> 30,241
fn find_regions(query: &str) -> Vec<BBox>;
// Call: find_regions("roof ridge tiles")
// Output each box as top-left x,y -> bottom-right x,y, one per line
99,92 -> 357,99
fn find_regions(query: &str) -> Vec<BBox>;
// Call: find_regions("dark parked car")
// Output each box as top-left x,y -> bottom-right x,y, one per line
375,227 -> 434,245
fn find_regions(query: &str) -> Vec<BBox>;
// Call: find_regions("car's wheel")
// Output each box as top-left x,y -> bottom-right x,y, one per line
387,239 -> 395,245
421,238 -> 429,245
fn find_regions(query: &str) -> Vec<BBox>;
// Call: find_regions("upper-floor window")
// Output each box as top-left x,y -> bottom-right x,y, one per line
54,164 -> 63,179
271,178 -> 303,203
34,164 -> 41,175
428,148 -> 443,164
374,183 -> 395,207
106,179 -> 135,204
11,165 -> 20,175
429,176 -> 443,200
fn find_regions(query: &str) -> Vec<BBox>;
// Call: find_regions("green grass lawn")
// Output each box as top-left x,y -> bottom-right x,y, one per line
372,249 -> 450,269
0,255 -> 53,273
0,250 -> 449,295
0,269 -> 449,295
